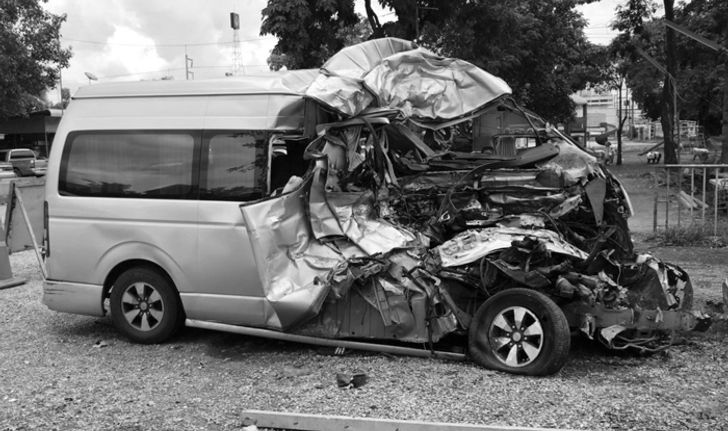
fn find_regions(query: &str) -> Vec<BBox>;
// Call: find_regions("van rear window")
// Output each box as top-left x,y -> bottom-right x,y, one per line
9,149 -> 35,159
59,132 -> 196,198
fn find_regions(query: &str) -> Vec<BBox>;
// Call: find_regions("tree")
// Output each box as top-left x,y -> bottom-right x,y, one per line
262,0 -> 607,123
612,0 -> 680,163
596,60 -> 629,165
0,0 -> 71,120
675,0 -> 728,162
661,0 -> 678,164
50,87 -> 70,109
612,0 -> 728,162
260,0 -> 358,70
417,0 -> 609,123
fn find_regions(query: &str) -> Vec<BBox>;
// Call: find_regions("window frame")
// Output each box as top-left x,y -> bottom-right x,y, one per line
58,130 -> 202,199
198,130 -> 270,202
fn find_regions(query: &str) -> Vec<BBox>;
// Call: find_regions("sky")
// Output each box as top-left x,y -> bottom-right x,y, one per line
43,0 -> 621,102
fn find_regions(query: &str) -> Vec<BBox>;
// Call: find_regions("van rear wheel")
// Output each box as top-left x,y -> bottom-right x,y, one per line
110,267 -> 182,344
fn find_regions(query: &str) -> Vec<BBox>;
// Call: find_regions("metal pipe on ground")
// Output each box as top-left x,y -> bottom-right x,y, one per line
185,319 -> 467,362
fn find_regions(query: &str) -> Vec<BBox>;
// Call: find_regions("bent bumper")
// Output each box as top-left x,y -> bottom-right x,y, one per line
43,280 -> 105,317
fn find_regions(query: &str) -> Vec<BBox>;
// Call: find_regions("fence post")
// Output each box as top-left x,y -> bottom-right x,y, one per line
702,167 -> 707,222
715,168 -> 720,237
666,167 -> 670,229
677,167 -> 682,227
653,167 -> 659,233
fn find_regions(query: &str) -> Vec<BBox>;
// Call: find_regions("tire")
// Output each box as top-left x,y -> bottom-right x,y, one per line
110,267 -> 183,344
468,288 -> 570,376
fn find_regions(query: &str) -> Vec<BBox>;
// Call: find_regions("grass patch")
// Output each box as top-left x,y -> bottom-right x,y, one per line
646,222 -> 728,247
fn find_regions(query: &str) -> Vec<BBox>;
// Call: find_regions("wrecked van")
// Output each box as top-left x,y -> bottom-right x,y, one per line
43,38 -> 707,376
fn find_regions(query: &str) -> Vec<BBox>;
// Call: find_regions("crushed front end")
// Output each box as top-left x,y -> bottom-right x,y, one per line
239,38 -> 709,375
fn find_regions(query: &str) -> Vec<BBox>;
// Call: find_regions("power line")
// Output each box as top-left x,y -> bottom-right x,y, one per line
96,64 -> 269,79
60,35 -> 276,48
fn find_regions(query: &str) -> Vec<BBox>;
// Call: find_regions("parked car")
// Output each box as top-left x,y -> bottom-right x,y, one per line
0,148 -> 47,177
42,38 -> 707,376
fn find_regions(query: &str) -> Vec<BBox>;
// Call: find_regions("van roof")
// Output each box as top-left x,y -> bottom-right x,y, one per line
73,69 -> 319,99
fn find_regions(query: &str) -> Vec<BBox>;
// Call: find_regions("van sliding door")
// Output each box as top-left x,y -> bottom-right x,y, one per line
191,130 -> 269,325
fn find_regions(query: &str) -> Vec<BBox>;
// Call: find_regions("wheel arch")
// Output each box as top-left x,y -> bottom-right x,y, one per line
103,259 -> 179,300
94,240 -> 192,301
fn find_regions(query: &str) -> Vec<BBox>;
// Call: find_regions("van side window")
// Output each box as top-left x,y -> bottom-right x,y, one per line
59,132 -> 196,198
201,131 -> 267,201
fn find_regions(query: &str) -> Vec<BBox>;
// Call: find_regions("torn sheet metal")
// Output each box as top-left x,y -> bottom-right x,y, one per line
305,37 -> 511,121
240,175 -> 344,330
320,38 -> 417,80
309,163 -> 346,239
363,49 -> 512,121
437,227 -> 589,268
305,38 -> 418,117
584,177 -> 607,225
536,141 -> 598,185
326,192 -> 418,255
305,75 -> 376,120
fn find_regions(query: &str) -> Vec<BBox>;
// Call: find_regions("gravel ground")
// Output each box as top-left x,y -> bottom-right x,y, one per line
1,250 -> 727,431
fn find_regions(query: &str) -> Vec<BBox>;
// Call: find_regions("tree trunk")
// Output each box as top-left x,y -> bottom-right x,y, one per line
364,0 -> 384,38
721,31 -> 728,163
662,0 -> 678,164
617,78 -> 623,165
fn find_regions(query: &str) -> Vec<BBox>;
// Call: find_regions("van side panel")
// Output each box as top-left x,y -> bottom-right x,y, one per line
47,197 -> 199,292
189,201 -> 270,326
44,89 -> 306,326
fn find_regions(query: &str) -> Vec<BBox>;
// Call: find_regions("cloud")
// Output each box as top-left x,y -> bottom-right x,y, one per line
44,0 -> 277,97
102,25 -> 170,78
576,0 -> 620,45
42,0 -> 616,100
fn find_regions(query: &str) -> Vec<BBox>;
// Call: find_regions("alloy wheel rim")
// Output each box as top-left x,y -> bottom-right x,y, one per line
488,305 -> 544,368
120,282 -> 164,331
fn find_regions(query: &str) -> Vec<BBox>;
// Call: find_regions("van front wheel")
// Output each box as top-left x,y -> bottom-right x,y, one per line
110,267 -> 182,344
468,288 -> 570,376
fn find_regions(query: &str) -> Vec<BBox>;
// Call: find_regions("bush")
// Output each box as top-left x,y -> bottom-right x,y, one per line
648,222 -> 728,247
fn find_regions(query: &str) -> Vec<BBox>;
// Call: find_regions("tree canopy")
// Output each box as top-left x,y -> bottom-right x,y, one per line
417,0 -> 608,123
260,0 -> 358,70
260,0 -> 606,123
610,0 -> 727,162
0,0 -> 71,120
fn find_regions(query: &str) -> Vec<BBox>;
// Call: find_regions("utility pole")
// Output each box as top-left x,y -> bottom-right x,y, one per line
185,45 -> 194,80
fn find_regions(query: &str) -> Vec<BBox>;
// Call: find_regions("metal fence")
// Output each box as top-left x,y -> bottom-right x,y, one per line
653,164 -> 728,236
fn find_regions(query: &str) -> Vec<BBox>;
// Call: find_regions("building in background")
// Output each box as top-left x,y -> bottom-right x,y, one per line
0,109 -> 62,157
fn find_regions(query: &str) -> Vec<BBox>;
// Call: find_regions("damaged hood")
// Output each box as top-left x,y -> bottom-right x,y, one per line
305,37 -> 512,121
437,227 -> 589,268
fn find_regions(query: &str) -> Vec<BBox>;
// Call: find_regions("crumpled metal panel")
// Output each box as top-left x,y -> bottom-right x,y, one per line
321,38 -> 417,80
537,141 -> 599,186
363,49 -> 512,121
308,162 -> 346,239
239,176 -> 344,330
326,192 -> 418,255
437,227 -> 589,268
305,74 -> 375,119
305,38 -> 512,121
305,38 -> 417,117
